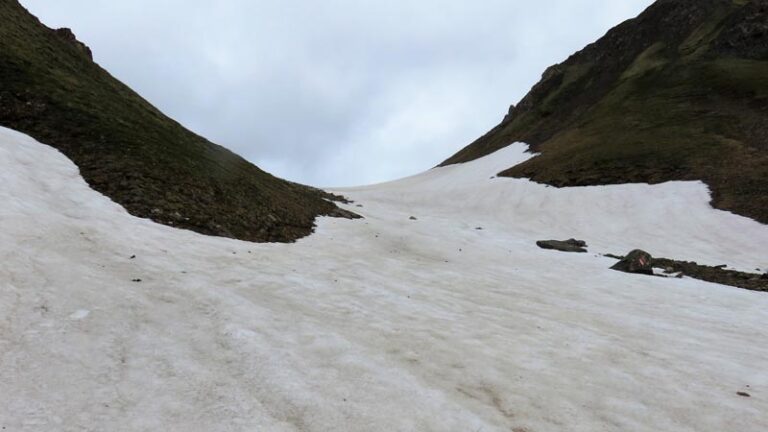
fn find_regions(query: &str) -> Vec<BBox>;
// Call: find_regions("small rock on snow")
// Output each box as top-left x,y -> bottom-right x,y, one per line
536,239 -> 588,253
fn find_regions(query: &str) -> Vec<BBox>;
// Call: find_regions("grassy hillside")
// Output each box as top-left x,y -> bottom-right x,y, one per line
0,0 -> 355,242
442,0 -> 768,224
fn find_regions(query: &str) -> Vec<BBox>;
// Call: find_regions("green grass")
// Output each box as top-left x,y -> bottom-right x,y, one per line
540,62 -> 594,111
621,43 -> 668,80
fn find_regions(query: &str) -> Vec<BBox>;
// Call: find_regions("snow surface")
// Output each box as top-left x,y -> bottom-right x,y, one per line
1,126 -> 767,431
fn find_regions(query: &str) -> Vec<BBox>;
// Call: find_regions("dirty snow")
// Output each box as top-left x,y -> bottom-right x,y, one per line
1,126 -> 767,431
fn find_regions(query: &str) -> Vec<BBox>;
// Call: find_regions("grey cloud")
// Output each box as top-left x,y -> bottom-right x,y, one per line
22,0 -> 653,186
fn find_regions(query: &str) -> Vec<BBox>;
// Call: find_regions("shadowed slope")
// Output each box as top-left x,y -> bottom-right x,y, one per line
0,0 -> 356,242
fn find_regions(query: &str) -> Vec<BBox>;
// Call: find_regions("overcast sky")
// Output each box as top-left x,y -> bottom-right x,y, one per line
22,0 -> 653,187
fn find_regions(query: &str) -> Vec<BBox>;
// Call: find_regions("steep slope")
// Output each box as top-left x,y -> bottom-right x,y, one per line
442,0 -> 768,224
0,0 -> 354,243
2,127 -> 768,431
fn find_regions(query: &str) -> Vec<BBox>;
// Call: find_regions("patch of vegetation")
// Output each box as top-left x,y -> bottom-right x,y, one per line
441,0 -> 768,224
0,0 -> 356,242
621,42 -> 668,79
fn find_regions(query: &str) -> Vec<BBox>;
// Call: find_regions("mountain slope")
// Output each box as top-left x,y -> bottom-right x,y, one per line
441,0 -> 768,224
0,0 -> 354,243
3,127 -> 768,431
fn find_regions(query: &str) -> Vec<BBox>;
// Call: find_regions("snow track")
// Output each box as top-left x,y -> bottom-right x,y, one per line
1,127 -> 767,431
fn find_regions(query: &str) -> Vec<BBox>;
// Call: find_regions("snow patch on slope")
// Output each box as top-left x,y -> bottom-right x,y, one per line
340,143 -> 767,272
1,127 -> 767,432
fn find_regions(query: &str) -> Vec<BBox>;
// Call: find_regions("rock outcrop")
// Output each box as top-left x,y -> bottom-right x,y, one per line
54,28 -> 93,60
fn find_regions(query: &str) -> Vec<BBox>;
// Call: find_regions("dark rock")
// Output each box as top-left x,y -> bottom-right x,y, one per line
409,216 -> 418,221
502,104 -> 517,122
713,2 -> 768,60
324,192 -> 353,204
327,207 -> 363,220
610,250 -> 653,275
130,255 -> 136,259
737,391 -> 751,398
762,273 -> 768,280
536,238 -> 588,253
54,28 -> 93,60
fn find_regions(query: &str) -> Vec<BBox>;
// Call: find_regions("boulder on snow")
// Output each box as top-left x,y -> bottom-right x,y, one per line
611,250 -> 653,275
536,238 -> 588,253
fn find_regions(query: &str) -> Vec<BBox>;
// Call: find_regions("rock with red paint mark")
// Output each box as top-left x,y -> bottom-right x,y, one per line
610,250 -> 654,275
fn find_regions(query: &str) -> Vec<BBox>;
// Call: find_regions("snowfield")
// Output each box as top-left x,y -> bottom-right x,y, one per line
1,126 -> 767,432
